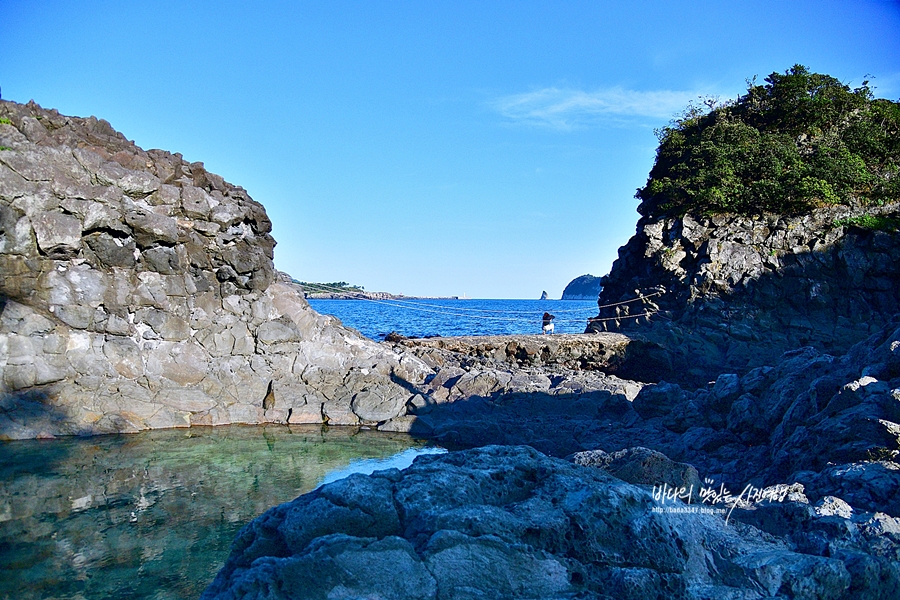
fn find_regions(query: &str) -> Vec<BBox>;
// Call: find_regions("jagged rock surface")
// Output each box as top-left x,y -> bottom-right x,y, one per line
203,445 -> 900,600
375,318 -> 900,529
377,336 -> 647,444
0,100 -> 432,439
589,207 -> 900,383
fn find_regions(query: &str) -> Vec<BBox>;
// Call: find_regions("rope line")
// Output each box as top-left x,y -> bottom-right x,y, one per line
303,281 -> 602,313
321,295 -> 597,323
587,311 -> 658,323
301,281 -> 662,327
597,291 -> 663,309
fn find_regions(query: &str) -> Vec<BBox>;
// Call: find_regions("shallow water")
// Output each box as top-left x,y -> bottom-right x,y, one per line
0,425 -> 440,600
308,298 -> 599,339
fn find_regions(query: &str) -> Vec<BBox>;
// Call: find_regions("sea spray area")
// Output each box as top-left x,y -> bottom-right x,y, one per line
0,426 -> 437,600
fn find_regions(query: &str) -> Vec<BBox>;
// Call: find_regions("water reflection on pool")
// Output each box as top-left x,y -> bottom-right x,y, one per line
0,425 -> 442,600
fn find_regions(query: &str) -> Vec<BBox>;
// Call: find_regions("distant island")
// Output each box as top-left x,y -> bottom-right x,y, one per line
561,274 -> 603,299
296,280 -> 459,300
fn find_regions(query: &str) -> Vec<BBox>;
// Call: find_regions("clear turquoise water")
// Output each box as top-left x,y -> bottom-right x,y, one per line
0,425 -> 441,600
308,298 -> 599,339
0,299 -> 598,599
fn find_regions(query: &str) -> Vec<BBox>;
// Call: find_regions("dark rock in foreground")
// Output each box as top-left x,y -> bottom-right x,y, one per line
203,445 -> 900,599
381,321 -> 900,507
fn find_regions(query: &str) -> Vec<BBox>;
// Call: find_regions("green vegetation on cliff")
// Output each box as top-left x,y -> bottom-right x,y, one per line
637,65 -> 900,218
833,214 -> 900,232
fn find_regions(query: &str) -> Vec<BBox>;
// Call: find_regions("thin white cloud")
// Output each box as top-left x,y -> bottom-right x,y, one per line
492,86 -> 715,129
868,71 -> 900,100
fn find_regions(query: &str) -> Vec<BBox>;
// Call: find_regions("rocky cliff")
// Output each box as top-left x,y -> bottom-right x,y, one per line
588,204 -> 900,383
0,100 -> 432,439
588,66 -> 900,384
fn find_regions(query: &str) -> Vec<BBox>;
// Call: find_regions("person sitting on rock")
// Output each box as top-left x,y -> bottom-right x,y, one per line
542,312 -> 555,334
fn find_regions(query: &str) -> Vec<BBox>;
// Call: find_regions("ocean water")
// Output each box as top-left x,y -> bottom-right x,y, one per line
308,298 -> 600,340
0,426 -> 441,600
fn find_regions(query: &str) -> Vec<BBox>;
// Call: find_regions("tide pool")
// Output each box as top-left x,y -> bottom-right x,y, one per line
0,425 -> 440,600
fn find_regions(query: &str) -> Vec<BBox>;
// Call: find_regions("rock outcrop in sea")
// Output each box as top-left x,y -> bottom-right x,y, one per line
561,273 -> 602,299
0,100 -> 432,439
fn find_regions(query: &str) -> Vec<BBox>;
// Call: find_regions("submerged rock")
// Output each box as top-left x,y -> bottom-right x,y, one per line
203,445 -> 899,599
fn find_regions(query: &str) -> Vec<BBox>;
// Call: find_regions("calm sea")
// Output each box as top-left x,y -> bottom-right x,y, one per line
307,298 -> 601,339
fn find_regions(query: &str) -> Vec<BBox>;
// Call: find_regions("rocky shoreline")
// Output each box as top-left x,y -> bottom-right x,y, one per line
2,99 -> 899,598
202,318 -> 900,599
0,100 -> 436,439
203,445 -> 899,600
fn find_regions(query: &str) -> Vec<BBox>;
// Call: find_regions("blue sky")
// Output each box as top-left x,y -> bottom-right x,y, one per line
2,1 -> 898,298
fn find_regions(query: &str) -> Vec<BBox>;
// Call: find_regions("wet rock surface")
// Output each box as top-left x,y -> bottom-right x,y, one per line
203,445 -> 900,600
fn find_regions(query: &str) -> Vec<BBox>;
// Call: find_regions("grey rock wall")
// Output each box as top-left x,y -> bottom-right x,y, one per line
0,100 -> 431,439
589,206 -> 900,383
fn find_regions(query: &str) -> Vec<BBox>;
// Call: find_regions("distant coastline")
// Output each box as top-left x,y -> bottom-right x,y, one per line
296,279 -> 460,300
304,291 -> 461,300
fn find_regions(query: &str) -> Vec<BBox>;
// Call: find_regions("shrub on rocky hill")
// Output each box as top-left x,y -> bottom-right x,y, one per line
637,65 -> 900,218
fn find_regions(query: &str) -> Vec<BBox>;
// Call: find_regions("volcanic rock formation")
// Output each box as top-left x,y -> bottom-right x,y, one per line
588,206 -> 900,384
203,445 -> 900,600
0,100 -> 432,439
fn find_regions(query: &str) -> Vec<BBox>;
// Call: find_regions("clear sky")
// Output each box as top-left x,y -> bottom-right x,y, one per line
2,1 -> 898,298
